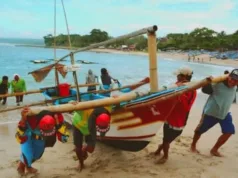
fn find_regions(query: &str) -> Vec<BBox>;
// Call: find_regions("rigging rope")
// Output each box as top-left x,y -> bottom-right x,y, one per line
61,0 -> 72,49
54,0 -> 60,86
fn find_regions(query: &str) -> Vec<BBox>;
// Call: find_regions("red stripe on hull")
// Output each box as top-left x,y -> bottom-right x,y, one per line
111,97 -> 176,130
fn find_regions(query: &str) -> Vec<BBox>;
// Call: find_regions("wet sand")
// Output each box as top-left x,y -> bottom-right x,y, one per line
90,49 -> 238,68
0,93 -> 238,178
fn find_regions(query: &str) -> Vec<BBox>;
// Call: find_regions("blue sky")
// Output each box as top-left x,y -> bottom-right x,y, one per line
0,0 -> 238,39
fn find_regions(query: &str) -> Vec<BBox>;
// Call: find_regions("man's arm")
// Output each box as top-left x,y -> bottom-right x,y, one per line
15,108 -> 30,144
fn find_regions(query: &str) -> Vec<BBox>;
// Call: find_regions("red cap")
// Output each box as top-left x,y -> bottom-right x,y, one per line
96,113 -> 110,128
39,115 -> 56,131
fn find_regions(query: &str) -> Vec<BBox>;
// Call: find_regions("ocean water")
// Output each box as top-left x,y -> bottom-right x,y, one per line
0,38 -> 234,101
0,38 -> 235,124
0,39 -> 234,89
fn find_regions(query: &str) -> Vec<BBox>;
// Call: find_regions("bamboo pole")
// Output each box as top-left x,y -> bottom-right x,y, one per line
70,53 -> 81,101
0,83 -> 99,98
26,75 -> 227,116
53,26 -> 158,63
147,31 -> 158,92
61,0 -> 81,102
0,78 -> 150,114
53,0 -> 60,87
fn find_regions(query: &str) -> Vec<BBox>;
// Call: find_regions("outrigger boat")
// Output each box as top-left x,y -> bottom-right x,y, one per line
24,24 -> 227,152
0,1 -> 228,152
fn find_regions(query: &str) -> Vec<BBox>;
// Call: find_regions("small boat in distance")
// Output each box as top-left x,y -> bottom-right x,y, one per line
30,60 -> 49,64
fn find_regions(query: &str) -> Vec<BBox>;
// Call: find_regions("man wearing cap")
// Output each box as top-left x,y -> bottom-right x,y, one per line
72,106 -> 111,171
154,66 -> 197,164
11,74 -> 27,106
191,69 -> 238,157
16,107 -> 69,175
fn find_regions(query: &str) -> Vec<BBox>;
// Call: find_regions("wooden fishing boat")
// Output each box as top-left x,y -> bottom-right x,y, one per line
0,0 -> 228,152
24,22 -> 228,152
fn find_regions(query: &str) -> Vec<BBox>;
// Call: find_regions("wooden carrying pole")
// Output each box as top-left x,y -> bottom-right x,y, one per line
26,75 -> 227,116
0,83 -> 99,98
0,78 -> 150,114
147,31 -> 158,92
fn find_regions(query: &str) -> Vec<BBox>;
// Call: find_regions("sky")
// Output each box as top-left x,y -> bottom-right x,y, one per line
0,0 -> 238,39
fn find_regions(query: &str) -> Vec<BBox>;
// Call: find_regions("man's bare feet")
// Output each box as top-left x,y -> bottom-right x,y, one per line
154,156 -> 168,164
154,149 -> 161,156
210,149 -> 223,157
154,144 -> 162,156
190,145 -> 200,153
26,167 -> 38,174
17,162 -> 25,176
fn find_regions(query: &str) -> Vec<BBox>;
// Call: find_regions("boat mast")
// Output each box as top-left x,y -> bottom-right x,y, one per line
147,30 -> 158,92
61,0 -> 81,101
54,0 -> 60,87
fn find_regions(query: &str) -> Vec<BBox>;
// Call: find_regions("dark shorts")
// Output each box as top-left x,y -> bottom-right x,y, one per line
163,123 -> 183,143
195,113 -> 235,135
73,126 -> 95,148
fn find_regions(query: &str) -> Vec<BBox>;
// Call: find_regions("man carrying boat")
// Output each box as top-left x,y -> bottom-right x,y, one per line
154,66 -> 197,164
16,107 -> 69,175
71,103 -> 111,171
11,74 -> 27,106
191,69 -> 238,157
0,76 -> 10,105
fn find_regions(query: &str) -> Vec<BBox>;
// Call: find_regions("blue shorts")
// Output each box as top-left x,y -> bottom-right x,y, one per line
195,113 -> 235,134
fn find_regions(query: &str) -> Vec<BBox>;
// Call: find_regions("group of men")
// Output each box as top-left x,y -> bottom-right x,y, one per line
16,103 -> 111,175
0,74 -> 26,106
154,67 -> 238,164
15,66 -> 238,175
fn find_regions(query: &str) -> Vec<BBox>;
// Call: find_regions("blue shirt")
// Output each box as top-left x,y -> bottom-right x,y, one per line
203,82 -> 236,120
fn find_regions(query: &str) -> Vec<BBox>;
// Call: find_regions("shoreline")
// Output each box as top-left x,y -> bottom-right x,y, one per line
16,44 -> 238,68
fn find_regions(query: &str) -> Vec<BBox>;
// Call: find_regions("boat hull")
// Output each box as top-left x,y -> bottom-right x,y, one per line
63,88 -> 182,151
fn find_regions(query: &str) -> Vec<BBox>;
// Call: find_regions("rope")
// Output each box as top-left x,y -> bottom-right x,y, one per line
61,0 -> 72,49
54,0 -> 59,87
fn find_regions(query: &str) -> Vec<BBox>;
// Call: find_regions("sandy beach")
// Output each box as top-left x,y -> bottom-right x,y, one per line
0,91 -> 238,178
90,48 -> 238,68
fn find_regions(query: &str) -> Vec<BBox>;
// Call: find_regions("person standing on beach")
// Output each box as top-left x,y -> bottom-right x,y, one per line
11,74 -> 27,106
154,66 -> 197,164
85,69 -> 98,92
71,102 -> 111,171
16,107 -> 69,175
99,68 -> 118,97
190,69 -> 238,157
0,76 -> 10,105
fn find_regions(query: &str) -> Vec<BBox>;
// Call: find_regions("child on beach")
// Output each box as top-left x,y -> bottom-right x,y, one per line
190,69 -> 238,157
71,102 -> 111,171
16,107 -> 69,175
154,66 -> 197,164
